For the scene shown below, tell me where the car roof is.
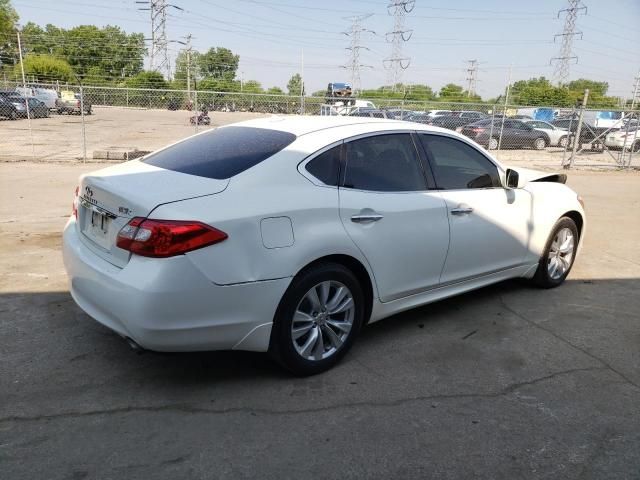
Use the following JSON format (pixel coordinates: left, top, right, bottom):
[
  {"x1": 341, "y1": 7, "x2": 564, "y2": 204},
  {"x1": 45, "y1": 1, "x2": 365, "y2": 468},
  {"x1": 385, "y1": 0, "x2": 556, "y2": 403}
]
[{"x1": 229, "y1": 115, "x2": 473, "y2": 139}]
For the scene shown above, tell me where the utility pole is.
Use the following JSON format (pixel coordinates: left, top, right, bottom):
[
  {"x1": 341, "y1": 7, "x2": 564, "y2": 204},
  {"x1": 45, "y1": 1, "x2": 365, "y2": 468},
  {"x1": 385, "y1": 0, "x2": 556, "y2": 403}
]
[
  {"x1": 300, "y1": 48, "x2": 305, "y2": 114},
  {"x1": 631, "y1": 71, "x2": 640, "y2": 110},
  {"x1": 342, "y1": 13, "x2": 374, "y2": 95},
  {"x1": 383, "y1": 0, "x2": 414, "y2": 92},
  {"x1": 551, "y1": 0, "x2": 586, "y2": 85},
  {"x1": 183, "y1": 34, "x2": 192, "y2": 100},
  {"x1": 136, "y1": 0, "x2": 183, "y2": 79},
  {"x1": 568, "y1": 88, "x2": 589, "y2": 169},
  {"x1": 466, "y1": 60, "x2": 479, "y2": 97},
  {"x1": 16, "y1": 30, "x2": 35, "y2": 160}
]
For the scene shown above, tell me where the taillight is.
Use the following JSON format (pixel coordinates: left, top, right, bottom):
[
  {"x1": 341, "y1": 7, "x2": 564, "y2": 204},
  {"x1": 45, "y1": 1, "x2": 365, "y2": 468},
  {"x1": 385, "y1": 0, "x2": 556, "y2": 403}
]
[
  {"x1": 116, "y1": 217, "x2": 227, "y2": 258},
  {"x1": 72, "y1": 186, "x2": 79, "y2": 219},
  {"x1": 470, "y1": 127, "x2": 486, "y2": 134}
]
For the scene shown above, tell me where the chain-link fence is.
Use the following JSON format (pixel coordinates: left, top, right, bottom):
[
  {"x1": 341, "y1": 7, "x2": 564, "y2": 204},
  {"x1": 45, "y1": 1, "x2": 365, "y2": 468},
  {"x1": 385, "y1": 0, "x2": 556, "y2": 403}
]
[{"x1": 1, "y1": 82, "x2": 638, "y2": 169}]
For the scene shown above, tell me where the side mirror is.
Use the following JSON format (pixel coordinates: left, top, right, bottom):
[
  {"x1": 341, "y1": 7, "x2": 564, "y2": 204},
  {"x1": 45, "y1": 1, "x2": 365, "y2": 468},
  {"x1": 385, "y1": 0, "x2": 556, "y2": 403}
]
[{"x1": 505, "y1": 168, "x2": 520, "y2": 189}]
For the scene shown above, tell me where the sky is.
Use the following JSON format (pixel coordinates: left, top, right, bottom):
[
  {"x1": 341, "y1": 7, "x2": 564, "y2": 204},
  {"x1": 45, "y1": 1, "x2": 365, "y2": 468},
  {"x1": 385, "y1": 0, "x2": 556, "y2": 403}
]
[{"x1": 10, "y1": 0, "x2": 640, "y2": 99}]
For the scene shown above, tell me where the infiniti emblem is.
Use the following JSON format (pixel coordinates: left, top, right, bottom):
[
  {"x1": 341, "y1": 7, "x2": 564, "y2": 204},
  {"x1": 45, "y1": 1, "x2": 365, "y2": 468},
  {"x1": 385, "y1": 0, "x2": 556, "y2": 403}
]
[{"x1": 85, "y1": 186, "x2": 93, "y2": 197}]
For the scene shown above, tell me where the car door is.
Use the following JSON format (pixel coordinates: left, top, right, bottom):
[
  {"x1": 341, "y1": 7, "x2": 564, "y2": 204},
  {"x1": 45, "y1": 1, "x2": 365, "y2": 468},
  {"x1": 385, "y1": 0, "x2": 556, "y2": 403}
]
[
  {"x1": 418, "y1": 133, "x2": 532, "y2": 284},
  {"x1": 338, "y1": 132, "x2": 450, "y2": 302}
]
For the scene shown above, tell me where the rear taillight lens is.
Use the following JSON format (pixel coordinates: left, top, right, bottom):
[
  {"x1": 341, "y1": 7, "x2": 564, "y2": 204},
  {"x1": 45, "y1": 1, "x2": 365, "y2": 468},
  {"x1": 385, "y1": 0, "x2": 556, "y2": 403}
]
[
  {"x1": 470, "y1": 127, "x2": 486, "y2": 134},
  {"x1": 72, "y1": 186, "x2": 79, "y2": 219},
  {"x1": 116, "y1": 217, "x2": 227, "y2": 258}
]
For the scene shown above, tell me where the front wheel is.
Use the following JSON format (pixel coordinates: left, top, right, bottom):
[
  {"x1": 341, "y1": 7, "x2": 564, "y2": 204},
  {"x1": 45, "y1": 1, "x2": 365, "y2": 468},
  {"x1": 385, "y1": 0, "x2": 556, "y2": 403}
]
[
  {"x1": 533, "y1": 217, "x2": 579, "y2": 288},
  {"x1": 488, "y1": 137, "x2": 499, "y2": 150},
  {"x1": 270, "y1": 263, "x2": 364, "y2": 376}
]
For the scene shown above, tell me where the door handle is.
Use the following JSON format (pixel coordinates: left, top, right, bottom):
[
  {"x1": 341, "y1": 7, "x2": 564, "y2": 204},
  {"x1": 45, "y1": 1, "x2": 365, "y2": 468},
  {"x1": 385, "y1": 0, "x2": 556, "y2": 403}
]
[
  {"x1": 450, "y1": 207, "x2": 473, "y2": 215},
  {"x1": 351, "y1": 213, "x2": 384, "y2": 223}
]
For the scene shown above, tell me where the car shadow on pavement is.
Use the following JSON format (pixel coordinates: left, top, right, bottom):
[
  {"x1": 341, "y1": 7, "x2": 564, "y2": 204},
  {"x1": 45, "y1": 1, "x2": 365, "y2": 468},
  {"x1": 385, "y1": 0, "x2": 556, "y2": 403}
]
[{"x1": 2, "y1": 276, "x2": 638, "y2": 388}]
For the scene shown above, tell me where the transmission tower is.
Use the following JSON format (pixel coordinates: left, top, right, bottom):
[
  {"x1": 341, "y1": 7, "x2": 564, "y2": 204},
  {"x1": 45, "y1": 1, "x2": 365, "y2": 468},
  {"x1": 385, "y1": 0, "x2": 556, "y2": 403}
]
[
  {"x1": 551, "y1": 0, "x2": 586, "y2": 85},
  {"x1": 466, "y1": 60, "x2": 478, "y2": 97},
  {"x1": 342, "y1": 14, "x2": 374, "y2": 94},
  {"x1": 136, "y1": 0, "x2": 183, "y2": 79},
  {"x1": 383, "y1": 0, "x2": 414, "y2": 92},
  {"x1": 631, "y1": 71, "x2": 640, "y2": 109}
]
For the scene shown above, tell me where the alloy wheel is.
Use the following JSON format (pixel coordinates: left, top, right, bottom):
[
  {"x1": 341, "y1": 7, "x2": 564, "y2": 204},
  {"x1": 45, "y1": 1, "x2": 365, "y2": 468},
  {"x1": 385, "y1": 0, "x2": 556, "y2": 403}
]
[
  {"x1": 547, "y1": 227, "x2": 575, "y2": 280},
  {"x1": 291, "y1": 281, "x2": 355, "y2": 361}
]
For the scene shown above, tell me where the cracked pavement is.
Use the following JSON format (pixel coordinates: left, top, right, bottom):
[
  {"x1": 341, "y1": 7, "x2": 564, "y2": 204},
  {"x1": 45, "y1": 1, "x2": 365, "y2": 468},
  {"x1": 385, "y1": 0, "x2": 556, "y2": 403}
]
[{"x1": 1, "y1": 163, "x2": 639, "y2": 479}]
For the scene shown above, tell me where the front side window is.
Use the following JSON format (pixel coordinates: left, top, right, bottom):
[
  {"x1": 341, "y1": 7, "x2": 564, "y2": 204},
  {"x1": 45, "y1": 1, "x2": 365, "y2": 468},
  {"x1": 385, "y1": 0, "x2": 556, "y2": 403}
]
[
  {"x1": 420, "y1": 135, "x2": 501, "y2": 190},
  {"x1": 305, "y1": 145, "x2": 341, "y2": 186},
  {"x1": 343, "y1": 134, "x2": 427, "y2": 192}
]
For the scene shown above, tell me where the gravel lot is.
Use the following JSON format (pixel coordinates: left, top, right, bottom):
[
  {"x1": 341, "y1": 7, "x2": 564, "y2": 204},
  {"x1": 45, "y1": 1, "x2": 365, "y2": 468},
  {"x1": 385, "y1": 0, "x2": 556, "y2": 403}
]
[
  {"x1": 0, "y1": 107, "x2": 634, "y2": 168},
  {"x1": 1, "y1": 163, "x2": 639, "y2": 479}
]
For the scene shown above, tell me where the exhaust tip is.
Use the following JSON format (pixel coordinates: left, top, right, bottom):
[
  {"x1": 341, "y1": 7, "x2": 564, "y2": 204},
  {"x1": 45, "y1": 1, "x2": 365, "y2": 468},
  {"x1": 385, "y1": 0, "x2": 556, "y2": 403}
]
[{"x1": 125, "y1": 337, "x2": 146, "y2": 354}]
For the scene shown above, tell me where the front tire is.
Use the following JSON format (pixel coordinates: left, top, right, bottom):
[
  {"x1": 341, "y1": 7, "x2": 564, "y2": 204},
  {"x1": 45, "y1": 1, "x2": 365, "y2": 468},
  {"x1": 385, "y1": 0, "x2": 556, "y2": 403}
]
[
  {"x1": 533, "y1": 217, "x2": 578, "y2": 288},
  {"x1": 269, "y1": 263, "x2": 365, "y2": 376},
  {"x1": 488, "y1": 137, "x2": 499, "y2": 150}
]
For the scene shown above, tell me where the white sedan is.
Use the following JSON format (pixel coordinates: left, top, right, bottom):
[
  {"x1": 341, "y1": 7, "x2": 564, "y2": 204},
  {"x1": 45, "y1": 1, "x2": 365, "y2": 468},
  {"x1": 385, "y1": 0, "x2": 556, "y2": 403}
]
[
  {"x1": 605, "y1": 128, "x2": 640, "y2": 151},
  {"x1": 63, "y1": 117, "x2": 586, "y2": 375},
  {"x1": 524, "y1": 120, "x2": 571, "y2": 147}
]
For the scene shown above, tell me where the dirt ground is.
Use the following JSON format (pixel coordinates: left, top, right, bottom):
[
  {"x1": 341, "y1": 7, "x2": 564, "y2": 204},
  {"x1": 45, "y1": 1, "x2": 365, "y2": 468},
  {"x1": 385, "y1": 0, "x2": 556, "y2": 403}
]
[
  {"x1": 1, "y1": 163, "x2": 639, "y2": 479},
  {"x1": 0, "y1": 107, "x2": 635, "y2": 168}
]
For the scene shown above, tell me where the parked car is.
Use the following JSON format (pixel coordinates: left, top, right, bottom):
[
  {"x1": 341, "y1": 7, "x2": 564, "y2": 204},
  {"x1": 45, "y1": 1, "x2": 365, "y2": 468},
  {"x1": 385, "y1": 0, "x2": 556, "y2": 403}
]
[
  {"x1": 524, "y1": 120, "x2": 570, "y2": 148},
  {"x1": 10, "y1": 97, "x2": 49, "y2": 118},
  {"x1": 15, "y1": 86, "x2": 59, "y2": 109},
  {"x1": 604, "y1": 128, "x2": 640, "y2": 152},
  {"x1": 381, "y1": 108, "x2": 413, "y2": 120},
  {"x1": 551, "y1": 119, "x2": 609, "y2": 147},
  {"x1": 56, "y1": 91, "x2": 92, "y2": 115},
  {"x1": 0, "y1": 96, "x2": 19, "y2": 120},
  {"x1": 349, "y1": 108, "x2": 390, "y2": 118},
  {"x1": 460, "y1": 119, "x2": 550, "y2": 150},
  {"x1": 430, "y1": 111, "x2": 489, "y2": 130},
  {"x1": 63, "y1": 116, "x2": 585, "y2": 375},
  {"x1": 406, "y1": 113, "x2": 431, "y2": 124}
]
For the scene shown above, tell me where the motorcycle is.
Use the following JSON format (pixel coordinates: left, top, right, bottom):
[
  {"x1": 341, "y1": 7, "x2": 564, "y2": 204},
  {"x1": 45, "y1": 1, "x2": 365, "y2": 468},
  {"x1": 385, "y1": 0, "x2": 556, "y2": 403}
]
[{"x1": 189, "y1": 110, "x2": 210, "y2": 125}]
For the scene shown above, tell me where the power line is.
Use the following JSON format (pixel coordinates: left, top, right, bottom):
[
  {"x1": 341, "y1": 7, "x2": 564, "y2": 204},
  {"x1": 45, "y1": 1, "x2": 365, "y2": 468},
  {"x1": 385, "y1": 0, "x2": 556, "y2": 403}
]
[
  {"x1": 383, "y1": 0, "x2": 414, "y2": 91},
  {"x1": 341, "y1": 14, "x2": 374, "y2": 94},
  {"x1": 551, "y1": 0, "x2": 587, "y2": 85}
]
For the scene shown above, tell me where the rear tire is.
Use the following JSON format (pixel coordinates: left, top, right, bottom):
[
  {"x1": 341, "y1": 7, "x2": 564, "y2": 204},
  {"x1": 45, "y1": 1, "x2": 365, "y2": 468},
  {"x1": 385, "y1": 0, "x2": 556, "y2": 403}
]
[
  {"x1": 488, "y1": 137, "x2": 499, "y2": 150},
  {"x1": 532, "y1": 217, "x2": 578, "y2": 288},
  {"x1": 558, "y1": 135, "x2": 568, "y2": 148},
  {"x1": 269, "y1": 263, "x2": 364, "y2": 376},
  {"x1": 9, "y1": 110, "x2": 17, "y2": 120},
  {"x1": 533, "y1": 137, "x2": 547, "y2": 150}
]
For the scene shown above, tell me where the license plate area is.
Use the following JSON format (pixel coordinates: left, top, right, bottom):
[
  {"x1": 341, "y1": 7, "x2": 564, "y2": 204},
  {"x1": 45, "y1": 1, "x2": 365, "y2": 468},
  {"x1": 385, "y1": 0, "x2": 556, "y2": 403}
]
[{"x1": 80, "y1": 202, "x2": 114, "y2": 250}]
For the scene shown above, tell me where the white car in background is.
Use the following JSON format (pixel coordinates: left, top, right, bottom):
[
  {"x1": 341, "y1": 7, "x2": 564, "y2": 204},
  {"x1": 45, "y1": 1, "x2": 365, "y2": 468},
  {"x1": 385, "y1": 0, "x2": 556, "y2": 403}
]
[
  {"x1": 63, "y1": 117, "x2": 586, "y2": 375},
  {"x1": 524, "y1": 120, "x2": 571, "y2": 148},
  {"x1": 605, "y1": 127, "x2": 640, "y2": 151}
]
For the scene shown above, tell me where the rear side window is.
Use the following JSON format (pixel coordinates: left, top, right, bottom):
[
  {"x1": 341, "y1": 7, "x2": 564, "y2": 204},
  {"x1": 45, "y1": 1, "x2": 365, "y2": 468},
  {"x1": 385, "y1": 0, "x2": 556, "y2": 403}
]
[
  {"x1": 144, "y1": 126, "x2": 296, "y2": 179},
  {"x1": 343, "y1": 134, "x2": 427, "y2": 192},
  {"x1": 305, "y1": 145, "x2": 341, "y2": 186}
]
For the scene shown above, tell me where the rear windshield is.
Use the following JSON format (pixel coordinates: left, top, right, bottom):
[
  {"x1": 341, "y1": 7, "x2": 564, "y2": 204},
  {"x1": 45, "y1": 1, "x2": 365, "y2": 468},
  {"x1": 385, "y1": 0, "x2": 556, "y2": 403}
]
[{"x1": 143, "y1": 126, "x2": 296, "y2": 179}]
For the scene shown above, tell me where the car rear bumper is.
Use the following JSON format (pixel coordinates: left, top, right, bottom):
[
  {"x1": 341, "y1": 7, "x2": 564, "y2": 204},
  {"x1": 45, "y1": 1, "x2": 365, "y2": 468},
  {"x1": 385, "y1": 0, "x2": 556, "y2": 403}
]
[{"x1": 62, "y1": 218, "x2": 290, "y2": 352}]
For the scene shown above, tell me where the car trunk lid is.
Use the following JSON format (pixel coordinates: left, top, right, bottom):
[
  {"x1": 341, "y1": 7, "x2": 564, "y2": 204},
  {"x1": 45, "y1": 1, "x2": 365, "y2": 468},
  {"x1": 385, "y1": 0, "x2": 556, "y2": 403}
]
[{"x1": 77, "y1": 160, "x2": 229, "y2": 268}]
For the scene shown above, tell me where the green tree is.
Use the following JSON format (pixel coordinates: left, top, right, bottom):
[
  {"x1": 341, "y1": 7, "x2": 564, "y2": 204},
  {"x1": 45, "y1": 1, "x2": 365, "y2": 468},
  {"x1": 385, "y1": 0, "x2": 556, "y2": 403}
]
[
  {"x1": 266, "y1": 86, "x2": 284, "y2": 95},
  {"x1": 566, "y1": 79, "x2": 609, "y2": 97},
  {"x1": 405, "y1": 84, "x2": 435, "y2": 101},
  {"x1": 124, "y1": 71, "x2": 168, "y2": 89},
  {"x1": 242, "y1": 79, "x2": 263, "y2": 93},
  {"x1": 439, "y1": 83, "x2": 465, "y2": 99},
  {"x1": 14, "y1": 54, "x2": 74, "y2": 82},
  {"x1": 18, "y1": 22, "x2": 145, "y2": 81},
  {"x1": 287, "y1": 73, "x2": 304, "y2": 96},
  {"x1": 0, "y1": 0, "x2": 18, "y2": 68},
  {"x1": 198, "y1": 47, "x2": 239, "y2": 80},
  {"x1": 198, "y1": 77, "x2": 240, "y2": 92},
  {"x1": 173, "y1": 49, "x2": 201, "y2": 88}
]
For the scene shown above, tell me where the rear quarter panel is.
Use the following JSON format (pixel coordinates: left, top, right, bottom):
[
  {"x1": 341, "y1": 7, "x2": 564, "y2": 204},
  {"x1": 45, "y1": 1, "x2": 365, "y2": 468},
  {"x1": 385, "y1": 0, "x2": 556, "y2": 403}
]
[{"x1": 149, "y1": 131, "x2": 376, "y2": 288}]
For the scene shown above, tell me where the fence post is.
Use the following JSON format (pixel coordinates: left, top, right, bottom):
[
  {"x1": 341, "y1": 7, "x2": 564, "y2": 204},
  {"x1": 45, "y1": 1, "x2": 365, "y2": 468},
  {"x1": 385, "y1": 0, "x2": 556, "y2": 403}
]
[
  {"x1": 568, "y1": 89, "x2": 589, "y2": 169},
  {"x1": 194, "y1": 90, "x2": 199, "y2": 133},
  {"x1": 79, "y1": 84, "x2": 87, "y2": 162}
]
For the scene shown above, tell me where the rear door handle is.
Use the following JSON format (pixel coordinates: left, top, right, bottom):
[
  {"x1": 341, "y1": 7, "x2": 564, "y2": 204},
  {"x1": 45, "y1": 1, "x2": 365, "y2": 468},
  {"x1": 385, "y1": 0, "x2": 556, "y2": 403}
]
[
  {"x1": 351, "y1": 213, "x2": 384, "y2": 223},
  {"x1": 450, "y1": 207, "x2": 473, "y2": 215}
]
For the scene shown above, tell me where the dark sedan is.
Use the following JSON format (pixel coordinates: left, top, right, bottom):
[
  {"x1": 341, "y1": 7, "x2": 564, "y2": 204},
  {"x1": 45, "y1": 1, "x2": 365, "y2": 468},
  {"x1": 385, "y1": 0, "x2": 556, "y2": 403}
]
[
  {"x1": 460, "y1": 119, "x2": 550, "y2": 150},
  {"x1": 431, "y1": 111, "x2": 489, "y2": 130},
  {"x1": 0, "y1": 97, "x2": 19, "y2": 120}
]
